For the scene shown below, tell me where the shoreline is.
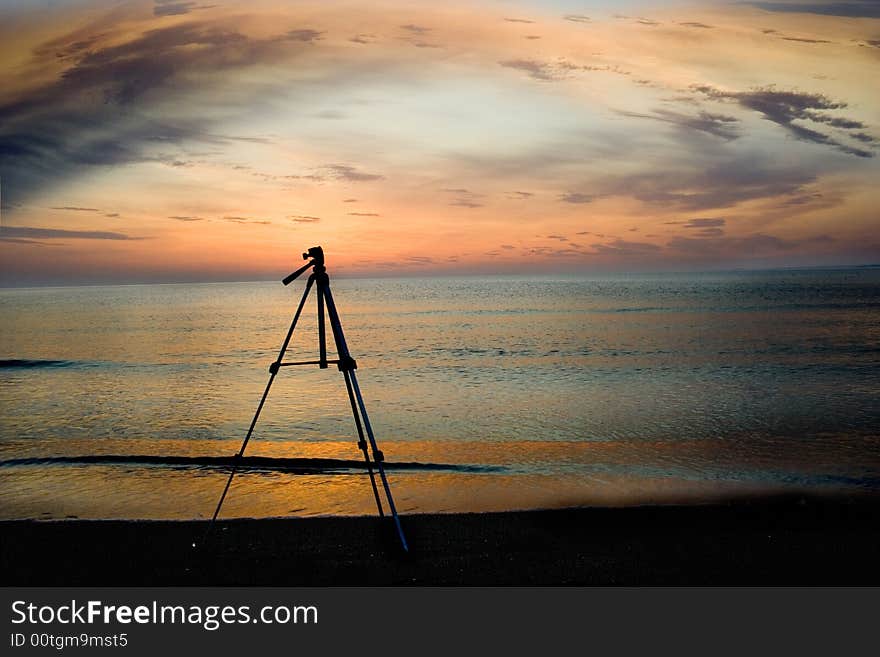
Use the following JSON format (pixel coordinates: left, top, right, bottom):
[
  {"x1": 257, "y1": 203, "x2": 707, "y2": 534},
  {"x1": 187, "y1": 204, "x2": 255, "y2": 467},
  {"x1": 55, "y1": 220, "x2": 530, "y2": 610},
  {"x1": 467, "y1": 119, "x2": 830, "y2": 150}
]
[{"x1": 3, "y1": 494, "x2": 879, "y2": 585}]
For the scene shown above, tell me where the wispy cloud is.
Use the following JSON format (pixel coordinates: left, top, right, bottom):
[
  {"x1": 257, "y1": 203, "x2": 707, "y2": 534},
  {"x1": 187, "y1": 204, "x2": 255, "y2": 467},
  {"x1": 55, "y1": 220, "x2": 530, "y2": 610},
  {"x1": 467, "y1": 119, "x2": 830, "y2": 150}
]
[
  {"x1": 1, "y1": 226, "x2": 143, "y2": 240},
  {"x1": 324, "y1": 164, "x2": 384, "y2": 182},
  {"x1": 693, "y1": 85, "x2": 876, "y2": 157},
  {"x1": 559, "y1": 193, "x2": 594, "y2": 204},
  {"x1": 222, "y1": 216, "x2": 271, "y2": 224}
]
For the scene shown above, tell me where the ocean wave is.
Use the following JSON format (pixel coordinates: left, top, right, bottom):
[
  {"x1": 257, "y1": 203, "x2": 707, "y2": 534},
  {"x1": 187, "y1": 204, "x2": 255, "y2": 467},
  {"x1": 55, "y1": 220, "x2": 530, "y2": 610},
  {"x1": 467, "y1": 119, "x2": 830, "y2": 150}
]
[
  {"x1": 0, "y1": 359, "x2": 75, "y2": 369},
  {"x1": 0, "y1": 454, "x2": 504, "y2": 474}
]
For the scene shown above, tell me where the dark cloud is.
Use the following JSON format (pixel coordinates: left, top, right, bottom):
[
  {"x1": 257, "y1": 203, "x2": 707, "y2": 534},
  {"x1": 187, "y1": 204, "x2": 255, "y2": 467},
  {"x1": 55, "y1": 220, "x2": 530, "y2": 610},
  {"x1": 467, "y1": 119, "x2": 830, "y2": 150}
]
[
  {"x1": 781, "y1": 36, "x2": 832, "y2": 43},
  {"x1": 679, "y1": 22, "x2": 714, "y2": 28},
  {"x1": 747, "y1": 2, "x2": 880, "y2": 18},
  {"x1": 524, "y1": 35, "x2": 541, "y2": 40},
  {"x1": 222, "y1": 216, "x2": 271, "y2": 224},
  {"x1": 290, "y1": 215, "x2": 320, "y2": 223},
  {"x1": 405, "y1": 255, "x2": 434, "y2": 264},
  {"x1": 604, "y1": 160, "x2": 818, "y2": 211},
  {"x1": 451, "y1": 199, "x2": 482, "y2": 208},
  {"x1": 683, "y1": 217, "x2": 726, "y2": 228},
  {"x1": 284, "y1": 29, "x2": 323, "y2": 43},
  {"x1": 693, "y1": 85, "x2": 875, "y2": 157},
  {"x1": 348, "y1": 212, "x2": 380, "y2": 216},
  {"x1": 504, "y1": 18, "x2": 536, "y2": 24},
  {"x1": 547, "y1": 235, "x2": 568, "y2": 241},
  {"x1": 636, "y1": 18, "x2": 661, "y2": 26},
  {"x1": 0, "y1": 20, "x2": 325, "y2": 207},
  {"x1": 619, "y1": 108, "x2": 739, "y2": 140},
  {"x1": 500, "y1": 244, "x2": 515, "y2": 249},
  {"x1": 441, "y1": 188, "x2": 482, "y2": 208},
  {"x1": 0, "y1": 226, "x2": 142, "y2": 240},
  {"x1": 498, "y1": 59, "x2": 556, "y2": 80},
  {"x1": 400, "y1": 24, "x2": 431, "y2": 34},
  {"x1": 343, "y1": 198, "x2": 358, "y2": 203},
  {"x1": 563, "y1": 15, "x2": 591, "y2": 23},
  {"x1": 559, "y1": 192, "x2": 594, "y2": 204},
  {"x1": 153, "y1": 2, "x2": 209, "y2": 17},
  {"x1": 349, "y1": 34, "x2": 374, "y2": 44},
  {"x1": 324, "y1": 164, "x2": 384, "y2": 182},
  {"x1": 508, "y1": 191, "x2": 534, "y2": 199},
  {"x1": 413, "y1": 41, "x2": 442, "y2": 49},
  {"x1": 169, "y1": 215, "x2": 205, "y2": 221},
  {"x1": 50, "y1": 206, "x2": 101, "y2": 212}
]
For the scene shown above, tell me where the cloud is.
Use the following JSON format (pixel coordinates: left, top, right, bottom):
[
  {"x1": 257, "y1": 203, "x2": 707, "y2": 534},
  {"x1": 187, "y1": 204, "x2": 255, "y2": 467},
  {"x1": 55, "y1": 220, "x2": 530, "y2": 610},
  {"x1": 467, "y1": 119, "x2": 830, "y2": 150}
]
[
  {"x1": 604, "y1": 160, "x2": 818, "y2": 210},
  {"x1": 349, "y1": 34, "x2": 374, "y2": 44},
  {"x1": 504, "y1": 18, "x2": 535, "y2": 24},
  {"x1": 153, "y1": 2, "x2": 211, "y2": 17},
  {"x1": 283, "y1": 29, "x2": 323, "y2": 43},
  {"x1": 667, "y1": 232, "x2": 797, "y2": 254},
  {"x1": 343, "y1": 198, "x2": 358, "y2": 203},
  {"x1": 508, "y1": 191, "x2": 533, "y2": 199},
  {"x1": 324, "y1": 164, "x2": 384, "y2": 181},
  {"x1": 499, "y1": 58, "x2": 633, "y2": 82},
  {"x1": 679, "y1": 22, "x2": 714, "y2": 28},
  {"x1": 0, "y1": 226, "x2": 142, "y2": 240},
  {"x1": 563, "y1": 15, "x2": 591, "y2": 23},
  {"x1": 747, "y1": 2, "x2": 880, "y2": 18},
  {"x1": 619, "y1": 108, "x2": 739, "y2": 140},
  {"x1": 290, "y1": 215, "x2": 320, "y2": 223},
  {"x1": 50, "y1": 206, "x2": 101, "y2": 212},
  {"x1": 348, "y1": 212, "x2": 380, "y2": 216},
  {"x1": 169, "y1": 215, "x2": 205, "y2": 221},
  {"x1": 498, "y1": 59, "x2": 556, "y2": 81},
  {"x1": 400, "y1": 24, "x2": 431, "y2": 33},
  {"x1": 559, "y1": 192, "x2": 594, "y2": 204},
  {"x1": 442, "y1": 188, "x2": 483, "y2": 208},
  {"x1": 683, "y1": 217, "x2": 726, "y2": 228},
  {"x1": 592, "y1": 239, "x2": 661, "y2": 255},
  {"x1": 222, "y1": 216, "x2": 271, "y2": 224},
  {"x1": 781, "y1": 36, "x2": 832, "y2": 43},
  {"x1": 636, "y1": 18, "x2": 661, "y2": 26},
  {"x1": 0, "y1": 19, "x2": 329, "y2": 207},
  {"x1": 693, "y1": 85, "x2": 875, "y2": 157},
  {"x1": 547, "y1": 235, "x2": 568, "y2": 241}
]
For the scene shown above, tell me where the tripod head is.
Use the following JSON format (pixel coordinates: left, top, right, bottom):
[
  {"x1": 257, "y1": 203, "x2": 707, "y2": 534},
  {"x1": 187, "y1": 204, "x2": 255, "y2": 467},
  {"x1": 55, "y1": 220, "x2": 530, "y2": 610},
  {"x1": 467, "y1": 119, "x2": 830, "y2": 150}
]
[{"x1": 282, "y1": 245, "x2": 325, "y2": 285}]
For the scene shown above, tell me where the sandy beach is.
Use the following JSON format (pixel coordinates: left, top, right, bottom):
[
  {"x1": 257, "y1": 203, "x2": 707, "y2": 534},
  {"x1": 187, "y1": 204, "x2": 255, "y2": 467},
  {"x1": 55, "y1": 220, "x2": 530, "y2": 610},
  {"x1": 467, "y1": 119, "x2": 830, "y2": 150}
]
[{"x1": 3, "y1": 495, "x2": 878, "y2": 586}]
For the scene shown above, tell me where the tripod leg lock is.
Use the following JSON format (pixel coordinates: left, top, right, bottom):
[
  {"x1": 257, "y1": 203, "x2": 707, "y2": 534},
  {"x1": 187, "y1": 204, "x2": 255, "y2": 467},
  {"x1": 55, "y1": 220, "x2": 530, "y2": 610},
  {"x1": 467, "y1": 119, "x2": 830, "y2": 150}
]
[
  {"x1": 269, "y1": 361, "x2": 280, "y2": 374},
  {"x1": 337, "y1": 356, "x2": 358, "y2": 371},
  {"x1": 374, "y1": 449, "x2": 384, "y2": 462},
  {"x1": 358, "y1": 440, "x2": 367, "y2": 451}
]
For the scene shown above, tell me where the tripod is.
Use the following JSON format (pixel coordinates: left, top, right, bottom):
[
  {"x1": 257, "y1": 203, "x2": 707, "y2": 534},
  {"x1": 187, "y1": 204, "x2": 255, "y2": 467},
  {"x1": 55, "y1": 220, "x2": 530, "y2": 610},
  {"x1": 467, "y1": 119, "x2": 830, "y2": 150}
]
[{"x1": 210, "y1": 246, "x2": 408, "y2": 551}]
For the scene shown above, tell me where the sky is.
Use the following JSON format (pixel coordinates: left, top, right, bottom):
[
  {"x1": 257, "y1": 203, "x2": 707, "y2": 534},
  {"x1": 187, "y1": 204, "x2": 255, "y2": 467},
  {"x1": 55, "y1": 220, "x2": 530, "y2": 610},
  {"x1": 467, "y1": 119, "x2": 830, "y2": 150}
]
[{"x1": 0, "y1": 0, "x2": 878, "y2": 284}]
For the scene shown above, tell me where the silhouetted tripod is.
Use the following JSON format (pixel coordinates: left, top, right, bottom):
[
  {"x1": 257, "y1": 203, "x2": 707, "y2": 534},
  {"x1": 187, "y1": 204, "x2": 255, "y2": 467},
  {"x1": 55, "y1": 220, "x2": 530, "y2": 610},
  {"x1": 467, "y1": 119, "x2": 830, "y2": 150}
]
[{"x1": 210, "y1": 246, "x2": 408, "y2": 551}]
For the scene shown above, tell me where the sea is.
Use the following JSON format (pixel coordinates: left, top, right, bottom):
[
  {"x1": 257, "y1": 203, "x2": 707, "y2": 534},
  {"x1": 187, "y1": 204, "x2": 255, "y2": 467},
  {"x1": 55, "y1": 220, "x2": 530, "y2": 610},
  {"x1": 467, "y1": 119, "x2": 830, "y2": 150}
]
[{"x1": 1, "y1": 269, "x2": 879, "y2": 520}]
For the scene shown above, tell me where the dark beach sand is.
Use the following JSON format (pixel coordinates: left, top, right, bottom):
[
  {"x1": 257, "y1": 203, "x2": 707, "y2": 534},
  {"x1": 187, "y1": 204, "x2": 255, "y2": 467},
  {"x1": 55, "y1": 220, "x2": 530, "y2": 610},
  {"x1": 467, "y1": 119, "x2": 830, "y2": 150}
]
[{"x1": 3, "y1": 495, "x2": 879, "y2": 585}]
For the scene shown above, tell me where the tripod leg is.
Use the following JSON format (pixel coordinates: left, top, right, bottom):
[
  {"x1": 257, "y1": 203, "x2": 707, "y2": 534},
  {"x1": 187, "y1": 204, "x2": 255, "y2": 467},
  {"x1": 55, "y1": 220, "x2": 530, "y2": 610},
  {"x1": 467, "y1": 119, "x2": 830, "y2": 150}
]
[
  {"x1": 342, "y1": 368, "x2": 385, "y2": 517},
  {"x1": 210, "y1": 275, "x2": 315, "y2": 524},
  {"x1": 322, "y1": 284, "x2": 409, "y2": 552}
]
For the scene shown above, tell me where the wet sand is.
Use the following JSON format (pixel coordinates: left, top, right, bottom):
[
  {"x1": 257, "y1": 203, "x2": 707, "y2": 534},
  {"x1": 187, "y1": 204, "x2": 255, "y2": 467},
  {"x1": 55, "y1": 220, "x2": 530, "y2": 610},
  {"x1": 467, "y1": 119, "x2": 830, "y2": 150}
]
[{"x1": 3, "y1": 495, "x2": 879, "y2": 585}]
